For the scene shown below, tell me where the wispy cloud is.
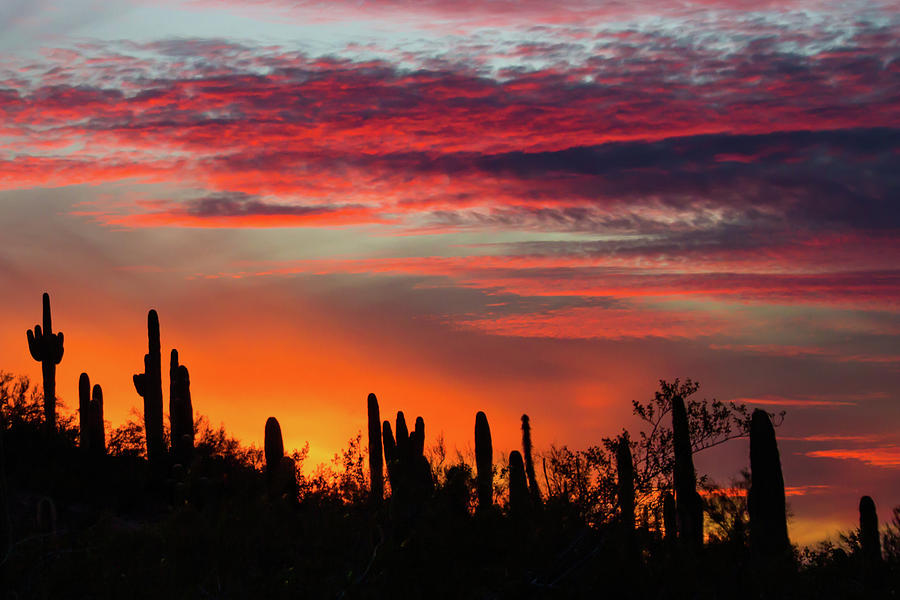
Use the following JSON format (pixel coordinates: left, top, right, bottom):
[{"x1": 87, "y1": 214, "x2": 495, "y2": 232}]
[{"x1": 806, "y1": 446, "x2": 900, "y2": 468}]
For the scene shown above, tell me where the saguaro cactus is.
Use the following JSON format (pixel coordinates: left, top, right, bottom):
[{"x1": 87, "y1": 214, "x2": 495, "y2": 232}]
[
  {"x1": 264, "y1": 417, "x2": 296, "y2": 501},
  {"x1": 521, "y1": 414, "x2": 541, "y2": 503},
  {"x1": 170, "y1": 354, "x2": 194, "y2": 465},
  {"x1": 382, "y1": 420, "x2": 397, "y2": 486},
  {"x1": 169, "y1": 350, "x2": 179, "y2": 443},
  {"x1": 748, "y1": 409, "x2": 789, "y2": 556},
  {"x1": 382, "y1": 411, "x2": 431, "y2": 528},
  {"x1": 859, "y1": 495, "x2": 881, "y2": 565},
  {"x1": 382, "y1": 411, "x2": 431, "y2": 497},
  {"x1": 26, "y1": 293, "x2": 64, "y2": 431},
  {"x1": 475, "y1": 411, "x2": 493, "y2": 511},
  {"x1": 367, "y1": 394, "x2": 384, "y2": 505},
  {"x1": 413, "y1": 416, "x2": 425, "y2": 459},
  {"x1": 79, "y1": 373, "x2": 91, "y2": 447},
  {"x1": 78, "y1": 373, "x2": 105, "y2": 454},
  {"x1": 508, "y1": 450, "x2": 529, "y2": 516},
  {"x1": 133, "y1": 310, "x2": 164, "y2": 462},
  {"x1": 616, "y1": 433, "x2": 635, "y2": 531},
  {"x1": 91, "y1": 384, "x2": 105, "y2": 454},
  {"x1": 265, "y1": 417, "x2": 285, "y2": 473},
  {"x1": 672, "y1": 392, "x2": 703, "y2": 547}
]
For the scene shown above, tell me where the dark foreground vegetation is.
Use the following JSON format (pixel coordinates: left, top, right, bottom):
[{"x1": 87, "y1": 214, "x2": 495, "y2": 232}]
[{"x1": 1, "y1": 294, "x2": 898, "y2": 598}]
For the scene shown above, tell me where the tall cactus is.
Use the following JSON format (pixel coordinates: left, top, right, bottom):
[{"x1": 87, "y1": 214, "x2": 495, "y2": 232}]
[
  {"x1": 521, "y1": 414, "x2": 541, "y2": 504},
  {"x1": 413, "y1": 416, "x2": 425, "y2": 459},
  {"x1": 616, "y1": 433, "x2": 635, "y2": 531},
  {"x1": 508, "y1": 450, "x2": 529, "y2": 516},
  {"x1": 26, "y1": 293, "x2": 64, "y2": 432},
  {"x1": 859, "y1": 495, "x2": 881, "y2": 565},
  {"x1": 672, "y1": 392, "x2": 702, "y2": 547},
  {"x1": 79, "y1": 373, "x2": 91, "y2": 448},
  {"x1": 265, "y1": 417, "x2": 285, "y2": 473},
  {"x1": 169, "y1": 349, "x2": 179, "y2": 445},
  {"x1": 170, "y1": 353, "x2": 194, "y2": 465},
  {"x1": 264, "y1": 417, "x2": 296, "y2": 501},
  {"x1": 133, "y1": 310, "x2": 164, "y2": 462},
  {"x1": 367, "y1": 394, "x2": 384, "y2": 505},
  {"x1": 475, "y1": 411, "x2": 493, "y2": 512},
  {"x1": 382, "y1": 420, "x2": 397, "y2": 486},
  {"x1": 91, "y1": 384, "x2": 105, "y2": 455},
  {"x1": 78, "y1": 373, "x2": 105, "y2": 454},
  {"x1": 748, "y1": 409, "x2": 789, "y2": 556}
]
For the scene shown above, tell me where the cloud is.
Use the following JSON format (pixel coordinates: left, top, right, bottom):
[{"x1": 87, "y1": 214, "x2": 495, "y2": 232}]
[
  {"x1": 95, "y1": 192, "x2": 392, "y2": 227},
  {"x1": 806, "y1": 446, "x2": 900, "y2": 468}
]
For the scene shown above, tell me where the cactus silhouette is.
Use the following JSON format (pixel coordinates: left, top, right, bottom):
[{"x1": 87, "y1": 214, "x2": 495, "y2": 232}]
[
  {"x1": 395, "y1": 411, "x2": 409, "y2": 458},
  {"x1": 382, "y1": 410, "x2": 431, "y2": 529},
  {"x1": 616, "y1": 433, "x2": 635, "y2": 531},
  {"x1": 26, "y1": 293, "x2": 64, "y2": 432},
  {"x1": 382, "y1": 411, "x2": 431, "y2": 500},
  {"x1": 382, "y1": 420, "x2": 397, "y2": 486},
  {"x1": 748, "y1": 409, "x2": 789, "y2": 556},
  {"x1": 663, "y1": 491, "x2": 677, "y2": 542},
  {"x1": 169, "y1": 349, "x2": 178, "y2": 434},
  {"x1": 521, "y1": 414, "x2": 541, "y2": 504},
  {"x1": 413, "y1": 416, "x2": 425, "y2": 459},
  {"x1": 671, "y1": 391, "x2": 703, "y2": 547},
  {"x1": 169, "y1": 350, "x2": 194, "y2": 465},
  {"x1": 91, "y1": 384, "x2": 105, "y2": 454},
  {"x1": 78, "y1": 373, "x2": 106, "y2": 454},
  {"x1": 265, "y1": 417, "x2": 285, "y2": 472},
  {"x1": 264, "y1": 417, "x2": 296, "y2": 501},
  {"x1": 859, "y1": 495, "x2": 881, "y2": 565},
  {"x1": 79, "y1": 373, "x2": 91, "y2": 447},
  {"x1": 367, "y1": 393, "x2": 384, "y2": 506},
  {"x1": 507, "y1": 450, "x2": 529, "y2": 516},
  {"x1": 475, "y1": 411, "x2": 493, "y2": 512},
  {"x1": 133, "y1": 310, "x2": 165, "y2": 462}
]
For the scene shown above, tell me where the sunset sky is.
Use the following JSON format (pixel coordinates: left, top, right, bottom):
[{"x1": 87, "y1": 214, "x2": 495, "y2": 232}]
[{"x1": 1, "y1": 0, "x2": 898, "y2": 545}]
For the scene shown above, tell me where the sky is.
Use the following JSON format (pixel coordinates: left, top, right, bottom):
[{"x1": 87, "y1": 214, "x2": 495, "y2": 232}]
[{"x1": 0, "y1": 0, "x2": 898, "y2": 545}]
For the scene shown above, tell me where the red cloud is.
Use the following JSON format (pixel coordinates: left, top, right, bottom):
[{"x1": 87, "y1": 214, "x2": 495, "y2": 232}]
[{"x1": 806, "y1": 446, "x2": 900, "y2": 468}]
